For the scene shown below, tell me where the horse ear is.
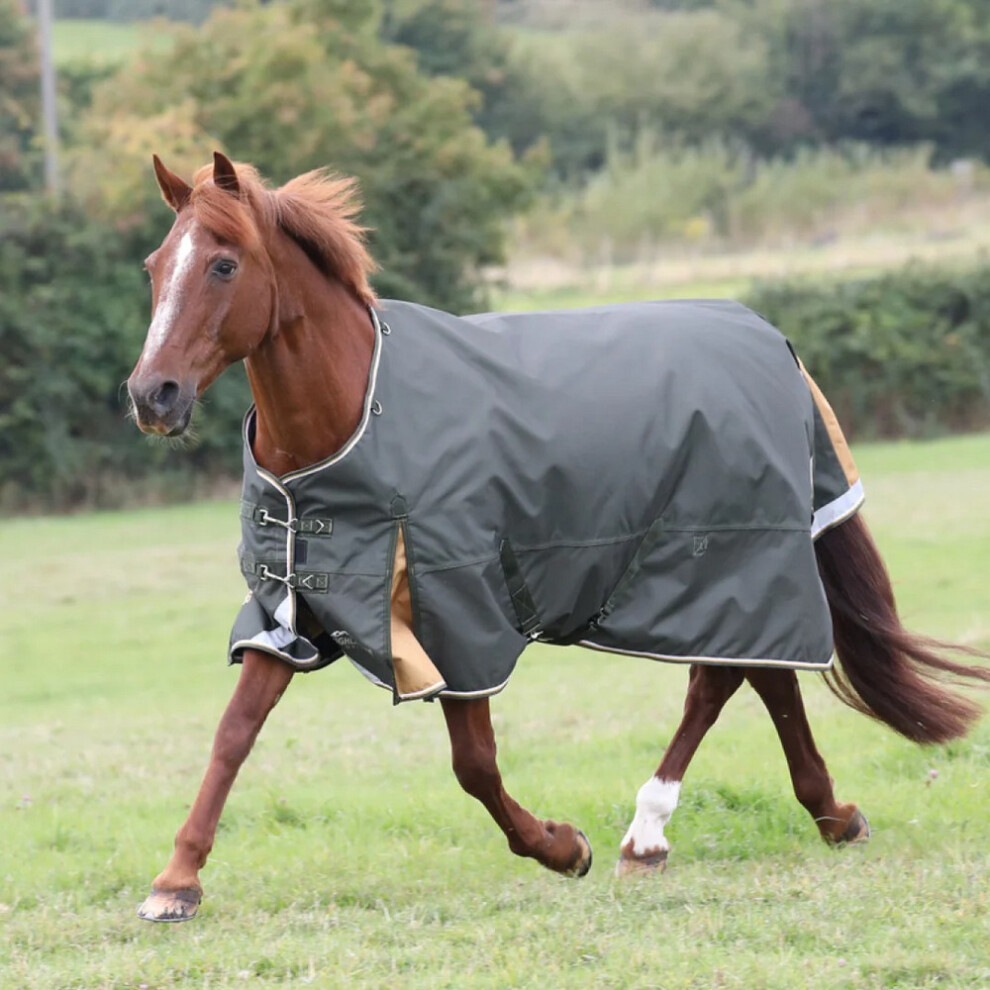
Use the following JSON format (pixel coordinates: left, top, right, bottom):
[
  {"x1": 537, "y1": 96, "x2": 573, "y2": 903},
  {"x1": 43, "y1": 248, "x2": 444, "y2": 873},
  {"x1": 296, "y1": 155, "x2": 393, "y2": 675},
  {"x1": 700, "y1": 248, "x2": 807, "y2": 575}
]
[
  {"x1": 152, "y1": 154, "x2": 192, "y2": 212},
  {"x1": 212, "y1": 151, "x2": 240, "y2": 197}
]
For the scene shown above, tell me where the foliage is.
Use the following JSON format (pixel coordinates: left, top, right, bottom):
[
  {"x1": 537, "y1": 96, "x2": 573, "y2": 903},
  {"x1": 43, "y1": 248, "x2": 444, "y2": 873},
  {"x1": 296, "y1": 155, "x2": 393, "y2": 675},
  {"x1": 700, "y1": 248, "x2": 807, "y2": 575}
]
[
  {"x1": 748, "y1": 0, "x2": 990, "y2": 161},
  {"x1": 0, "y1": 0, "x2": 41, "y2": 192},
  {"x1": 748, "y1": 264, "x2": 990, "y2": 439},
  {"x1": 478, "y1": 0, "x2": 990, "y2": 177},
  {"x1": 0, "y1": 197, "x2": 249, "y2": 510},
  {"x1": 516, "y1": 142, "x2": 990, "y2": 261},
  {"x1": 379, "y1": 0, "x2": 553, "y2": 178},
  {"x1": 68, "y1": 0, "x2": 532, "y2": 311},
  {"x1": 49, "y1": 0, "x2": 225, "y2": 21}
]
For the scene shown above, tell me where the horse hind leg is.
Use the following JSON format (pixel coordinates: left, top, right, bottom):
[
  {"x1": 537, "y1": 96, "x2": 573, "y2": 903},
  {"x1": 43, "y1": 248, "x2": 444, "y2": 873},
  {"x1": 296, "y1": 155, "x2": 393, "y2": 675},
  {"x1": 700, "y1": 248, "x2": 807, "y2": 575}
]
[
  {"x1": 617, "y1": 664, "x2": 744, "y2": 876},
  {"x1": 441, "y1": 697, "x2": 593, "y2": 876},
  {"x1": 745, "y1": 668, "x2": 870, "y2": 845}
]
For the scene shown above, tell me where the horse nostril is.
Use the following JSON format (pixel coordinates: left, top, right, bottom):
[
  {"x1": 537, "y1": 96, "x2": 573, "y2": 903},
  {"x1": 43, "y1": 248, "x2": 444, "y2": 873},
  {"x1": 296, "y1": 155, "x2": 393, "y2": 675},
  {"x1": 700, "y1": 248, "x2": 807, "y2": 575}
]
[{"x1": 150, "y1": 380, "x2": 181, "y2": 416}]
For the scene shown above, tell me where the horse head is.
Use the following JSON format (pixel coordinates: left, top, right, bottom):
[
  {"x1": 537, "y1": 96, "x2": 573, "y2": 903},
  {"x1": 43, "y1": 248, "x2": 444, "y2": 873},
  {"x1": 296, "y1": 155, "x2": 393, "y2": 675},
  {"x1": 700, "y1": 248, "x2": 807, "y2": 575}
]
[{"x1": 127, "y1": 152, "x2": 276, "y2": 436}]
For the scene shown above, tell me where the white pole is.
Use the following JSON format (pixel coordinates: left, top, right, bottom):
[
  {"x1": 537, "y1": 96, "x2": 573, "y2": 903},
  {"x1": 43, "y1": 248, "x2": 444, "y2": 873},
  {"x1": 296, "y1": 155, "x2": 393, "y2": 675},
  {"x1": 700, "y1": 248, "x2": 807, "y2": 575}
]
[{"x1": 37, "y1": 0, "x2": 60, "y2": 197}]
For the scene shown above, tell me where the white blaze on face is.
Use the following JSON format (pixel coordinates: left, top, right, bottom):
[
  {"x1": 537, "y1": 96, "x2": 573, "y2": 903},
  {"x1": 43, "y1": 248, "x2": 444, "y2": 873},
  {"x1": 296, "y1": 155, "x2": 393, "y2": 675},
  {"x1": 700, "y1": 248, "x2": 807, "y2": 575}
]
[
  {"x1": 143, "y1": 225, "x2": 201, "y2": 362},
  {"x1": 620, "y1": 776, "x2": 681, "y2": 858}
]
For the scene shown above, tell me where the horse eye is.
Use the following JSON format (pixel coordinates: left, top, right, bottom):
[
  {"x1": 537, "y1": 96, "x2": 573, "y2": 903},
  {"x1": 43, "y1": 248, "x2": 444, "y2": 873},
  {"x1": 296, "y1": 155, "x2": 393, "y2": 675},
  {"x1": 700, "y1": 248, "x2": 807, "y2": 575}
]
[{"x1": 212, "y1": 259, "x2": 238, "y2": 279}]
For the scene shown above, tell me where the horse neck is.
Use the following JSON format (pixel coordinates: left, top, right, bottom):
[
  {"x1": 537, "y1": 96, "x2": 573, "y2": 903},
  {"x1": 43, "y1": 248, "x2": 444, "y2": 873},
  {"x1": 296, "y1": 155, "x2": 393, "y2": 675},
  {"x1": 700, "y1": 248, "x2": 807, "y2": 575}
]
[{"x1": 244, "y1": 234, "x2": 374, "y2": 478}]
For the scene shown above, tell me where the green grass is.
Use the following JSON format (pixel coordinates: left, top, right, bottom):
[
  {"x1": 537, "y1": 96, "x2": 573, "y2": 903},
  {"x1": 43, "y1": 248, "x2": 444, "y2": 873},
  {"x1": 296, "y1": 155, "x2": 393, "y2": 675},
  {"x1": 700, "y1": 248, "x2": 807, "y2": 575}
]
[
  {"x1": 52, "y1": 19, "x2": 173, "y2": 68},
  {"x1": 2, "y1": 436, "x2": 989, "y2": 987}
]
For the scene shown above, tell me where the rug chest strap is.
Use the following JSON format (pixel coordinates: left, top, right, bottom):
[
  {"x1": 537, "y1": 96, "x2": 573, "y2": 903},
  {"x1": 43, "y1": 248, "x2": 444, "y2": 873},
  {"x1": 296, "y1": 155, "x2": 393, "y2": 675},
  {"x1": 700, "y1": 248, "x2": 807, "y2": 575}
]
[
  {"x1": 240, "y1": 555, "x2": 330, "y2": 592},
  {"x1": 240, "y1": 501, "x2": 333, "y2": 536}
]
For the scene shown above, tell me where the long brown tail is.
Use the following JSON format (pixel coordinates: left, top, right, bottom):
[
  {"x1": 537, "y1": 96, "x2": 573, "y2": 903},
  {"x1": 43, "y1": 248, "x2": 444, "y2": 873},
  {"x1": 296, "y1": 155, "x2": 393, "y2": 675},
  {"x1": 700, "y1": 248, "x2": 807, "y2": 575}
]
[{"x1": 815, "y1": 513, "x2": 989, "y2": 744}]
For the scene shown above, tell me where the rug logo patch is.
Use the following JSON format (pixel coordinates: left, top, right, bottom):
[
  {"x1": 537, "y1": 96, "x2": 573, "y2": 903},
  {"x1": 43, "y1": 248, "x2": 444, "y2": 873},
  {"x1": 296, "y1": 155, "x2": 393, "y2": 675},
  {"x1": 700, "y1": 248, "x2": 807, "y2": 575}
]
[
  {"x1": 331, "y1": 629, "x2": 358, "y2": 650},
  {"x1": 692, "y1": 534, "x2": 709, "y2": 557}
]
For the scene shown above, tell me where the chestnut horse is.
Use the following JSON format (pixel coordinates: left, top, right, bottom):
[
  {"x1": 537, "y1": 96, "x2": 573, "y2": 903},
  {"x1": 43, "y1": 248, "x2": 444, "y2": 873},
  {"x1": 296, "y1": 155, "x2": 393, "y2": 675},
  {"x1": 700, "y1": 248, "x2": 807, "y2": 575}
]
[{"x1": 128, "y1": 153, "x2": 988, "y2": 923}]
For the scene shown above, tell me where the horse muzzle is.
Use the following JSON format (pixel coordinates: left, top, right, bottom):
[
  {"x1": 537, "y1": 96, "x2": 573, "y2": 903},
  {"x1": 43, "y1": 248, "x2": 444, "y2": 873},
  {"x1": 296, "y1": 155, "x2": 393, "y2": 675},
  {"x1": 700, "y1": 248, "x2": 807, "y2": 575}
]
[{"x1": 128, "y1": 373, "x2": 195, "y2": 436}]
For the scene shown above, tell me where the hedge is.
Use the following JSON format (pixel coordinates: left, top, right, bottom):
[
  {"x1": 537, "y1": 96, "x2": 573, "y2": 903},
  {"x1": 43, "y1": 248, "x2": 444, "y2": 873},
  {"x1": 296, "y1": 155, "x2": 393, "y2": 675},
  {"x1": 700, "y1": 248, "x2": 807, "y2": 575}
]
[{"x1": 746, "y1": 264, "x2": 990, "y2": 439}]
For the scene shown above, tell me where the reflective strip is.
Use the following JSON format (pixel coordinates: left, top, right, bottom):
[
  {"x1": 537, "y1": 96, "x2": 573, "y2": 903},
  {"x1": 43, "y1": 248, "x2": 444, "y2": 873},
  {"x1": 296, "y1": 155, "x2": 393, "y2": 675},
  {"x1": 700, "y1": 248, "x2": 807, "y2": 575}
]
[
  {"x1": 811, "y1": 478, "x2": 865, "y2": 540},
  {"x1": 576, "y1": 639, "x2": 835, "y2": 671}
]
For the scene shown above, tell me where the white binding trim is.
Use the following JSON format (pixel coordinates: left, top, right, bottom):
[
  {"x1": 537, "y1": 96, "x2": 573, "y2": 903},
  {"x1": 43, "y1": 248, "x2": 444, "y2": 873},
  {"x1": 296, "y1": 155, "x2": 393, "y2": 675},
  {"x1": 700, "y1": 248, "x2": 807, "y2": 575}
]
[
  {"x1": 576, "y1": 639, "x2": 834, "y2": 671},
  {"x1": 229, "y1": 638, "x2": 324, "y2": 670},
  {"x1": 811, "y1": 478, "x2": 865, "y2": 540},
  {"x1": 344, "y1": 661, "x2": 447, "y2": 700},
  {"x1": 250, "y1": 463, "x2": 299, "y2": 640},
  {"x1": 397, "y1": 679, "x2": 448, "y2": 701},
  {"x1": 247, "y1": 309, "x2": 385, "y2": 484},
  {"x1": 438, "y1": 674, "x2": 513, "y2": 699},
  {"x1": 348, "y1": 658, "x2": 392, "y2": 690}
]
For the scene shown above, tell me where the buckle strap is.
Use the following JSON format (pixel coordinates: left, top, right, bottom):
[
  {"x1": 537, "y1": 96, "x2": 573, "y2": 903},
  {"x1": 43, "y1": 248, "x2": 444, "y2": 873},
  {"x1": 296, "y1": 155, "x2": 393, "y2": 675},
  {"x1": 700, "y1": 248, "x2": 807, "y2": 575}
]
[
  {"x1": 240, "y1": 501, "x2": 333, "y2": 537},
  {"x1": 241, "y1": 557, "x2": 330, "y2": 593}
]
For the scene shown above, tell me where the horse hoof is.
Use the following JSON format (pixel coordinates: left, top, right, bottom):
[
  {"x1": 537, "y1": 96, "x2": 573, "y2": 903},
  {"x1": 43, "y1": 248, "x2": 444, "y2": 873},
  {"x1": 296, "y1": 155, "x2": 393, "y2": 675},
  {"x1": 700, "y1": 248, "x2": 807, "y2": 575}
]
[
  {"x1": 137, "y1": 887, "x2": 202, "y2": 923},
  {"x1": 836, "y1": 809, "x2": 871, "y2": 845},
  {"x1": 615, "y1": 848, "x2": 667, "y2": 877},
  {"x1": 566, "y1": 829, "x2": 593, "y2": 877}
]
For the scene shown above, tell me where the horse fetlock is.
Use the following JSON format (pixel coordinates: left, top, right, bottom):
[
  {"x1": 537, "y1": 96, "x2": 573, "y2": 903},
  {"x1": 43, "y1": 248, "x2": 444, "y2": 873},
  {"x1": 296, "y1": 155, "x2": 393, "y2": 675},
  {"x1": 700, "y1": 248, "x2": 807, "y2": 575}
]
[
  {"x1": 174, "y1": 819, "x2": 214, "y2": 857},
  {"x1": 152, "y1": 861, "x2": 203, "y2": 894}
]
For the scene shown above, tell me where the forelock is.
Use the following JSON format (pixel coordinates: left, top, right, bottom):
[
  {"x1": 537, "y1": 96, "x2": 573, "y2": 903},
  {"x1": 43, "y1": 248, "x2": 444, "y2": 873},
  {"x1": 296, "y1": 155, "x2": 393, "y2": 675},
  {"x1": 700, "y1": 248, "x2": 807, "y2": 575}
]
[{"x1": 189, "y1": 163, "x2": 269, "y2": 253}]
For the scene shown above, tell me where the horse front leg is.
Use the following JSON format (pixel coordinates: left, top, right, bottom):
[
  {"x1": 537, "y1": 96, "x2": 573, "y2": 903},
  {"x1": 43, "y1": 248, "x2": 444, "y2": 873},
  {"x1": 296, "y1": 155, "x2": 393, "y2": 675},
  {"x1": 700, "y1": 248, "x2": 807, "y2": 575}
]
[
  {"x1": 440, "y1": 697, "x2": 592, "y2": 876},
  {"x1": 617, "y1": 665, "x2": 744, "y2": 876},
  {"x1": 745, "y1": 668, "x2": 870, "y2": 845},
  {"x1": 137, "y1": 649, "x2": 294, "y2": 922}
]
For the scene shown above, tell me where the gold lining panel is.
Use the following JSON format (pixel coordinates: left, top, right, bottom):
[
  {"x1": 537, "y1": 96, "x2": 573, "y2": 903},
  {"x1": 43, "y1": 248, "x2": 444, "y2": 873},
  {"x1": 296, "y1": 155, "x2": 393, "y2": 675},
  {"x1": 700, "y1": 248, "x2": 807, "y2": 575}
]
[
  {"x1": 390, "y1": 529, "x2": 446, "y2": 698},
  {"x1": 799, "y1": 360, "x2": 860, "y2": 486}
]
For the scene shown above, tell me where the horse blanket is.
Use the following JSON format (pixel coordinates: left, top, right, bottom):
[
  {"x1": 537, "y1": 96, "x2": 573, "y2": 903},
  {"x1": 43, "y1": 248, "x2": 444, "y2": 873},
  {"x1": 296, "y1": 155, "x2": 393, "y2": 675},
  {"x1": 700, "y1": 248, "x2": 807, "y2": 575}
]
[{"x1": 229, "y1": 299, "x2": 864, "y2": 702}]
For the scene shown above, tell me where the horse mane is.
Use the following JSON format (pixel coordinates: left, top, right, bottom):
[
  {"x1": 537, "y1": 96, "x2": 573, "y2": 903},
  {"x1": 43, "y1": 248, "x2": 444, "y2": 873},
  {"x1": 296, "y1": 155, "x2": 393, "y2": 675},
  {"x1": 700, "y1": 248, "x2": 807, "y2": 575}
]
[{"x1": 189, "y1": 161, "x2": 377, "y2": 305}]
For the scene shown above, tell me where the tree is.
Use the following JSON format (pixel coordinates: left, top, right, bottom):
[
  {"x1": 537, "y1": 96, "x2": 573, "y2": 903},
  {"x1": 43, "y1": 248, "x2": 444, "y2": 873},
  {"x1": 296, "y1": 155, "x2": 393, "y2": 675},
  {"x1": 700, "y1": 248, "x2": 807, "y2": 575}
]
[
  {"x1": 751, "y1": 0, "x2": 990, "y2": 160},
  {"x1": 0, "y1": 196, "x2": 250, "y2": 508},
  {"x1": 68, "y1": 0, "x2": 532, "y2": 311},
  {"x1": 0, "y1": 0, "x2": 41, "y2": 192}
]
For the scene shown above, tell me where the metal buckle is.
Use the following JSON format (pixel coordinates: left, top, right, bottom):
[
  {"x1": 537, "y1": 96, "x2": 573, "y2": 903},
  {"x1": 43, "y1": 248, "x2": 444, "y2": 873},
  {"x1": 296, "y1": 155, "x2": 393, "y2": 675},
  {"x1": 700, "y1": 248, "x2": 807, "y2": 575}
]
[
  {"x1": 257, "y1": 508, "x2": 298, "y2": 532},
  {"x1": 255, "y1": 564, "x2": 328, "y2": 592}
]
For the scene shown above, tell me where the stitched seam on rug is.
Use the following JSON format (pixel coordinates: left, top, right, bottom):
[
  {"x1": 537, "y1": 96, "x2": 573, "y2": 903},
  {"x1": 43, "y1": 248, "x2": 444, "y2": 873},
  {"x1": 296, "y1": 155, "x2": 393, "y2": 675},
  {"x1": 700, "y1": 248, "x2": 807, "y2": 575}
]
[
  {"x1": 415, "y1": 552, "x2": 501, "y2": 576},
  {"x1": 661, "y1": 524, "x2": 809, "y2": 533},
  {"x1": 510, "y1": 530, "x2": 651, "y2": 553}
]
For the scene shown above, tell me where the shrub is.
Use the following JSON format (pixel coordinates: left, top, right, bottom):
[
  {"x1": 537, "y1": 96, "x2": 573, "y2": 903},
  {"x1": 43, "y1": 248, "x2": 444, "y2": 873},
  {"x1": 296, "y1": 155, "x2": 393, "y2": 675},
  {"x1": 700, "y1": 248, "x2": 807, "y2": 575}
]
[
  {"x1": 0, "y1": 198, "x2": 249, "y2": 511},
  {"x1": 747, "y1": 264, "x2": 990, "y2": 438}
]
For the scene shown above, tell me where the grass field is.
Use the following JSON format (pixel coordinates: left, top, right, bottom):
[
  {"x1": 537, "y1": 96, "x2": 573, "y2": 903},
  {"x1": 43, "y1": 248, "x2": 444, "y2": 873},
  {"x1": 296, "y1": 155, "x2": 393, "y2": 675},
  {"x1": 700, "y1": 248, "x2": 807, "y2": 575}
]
[
  {"x1": 2, "y1": 435, "x2": 989, "y2": 988},
  {"x1": 52, "y1": 20, "x2": 173, "y2": 68}
]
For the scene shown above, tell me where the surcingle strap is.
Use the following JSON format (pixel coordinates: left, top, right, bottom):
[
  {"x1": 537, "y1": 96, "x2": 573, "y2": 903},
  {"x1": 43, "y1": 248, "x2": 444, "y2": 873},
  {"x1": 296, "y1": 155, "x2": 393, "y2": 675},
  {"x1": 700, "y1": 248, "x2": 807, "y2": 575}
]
[{"x1": 499, "y1": 539, "x2": 542, "y2": 638}]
